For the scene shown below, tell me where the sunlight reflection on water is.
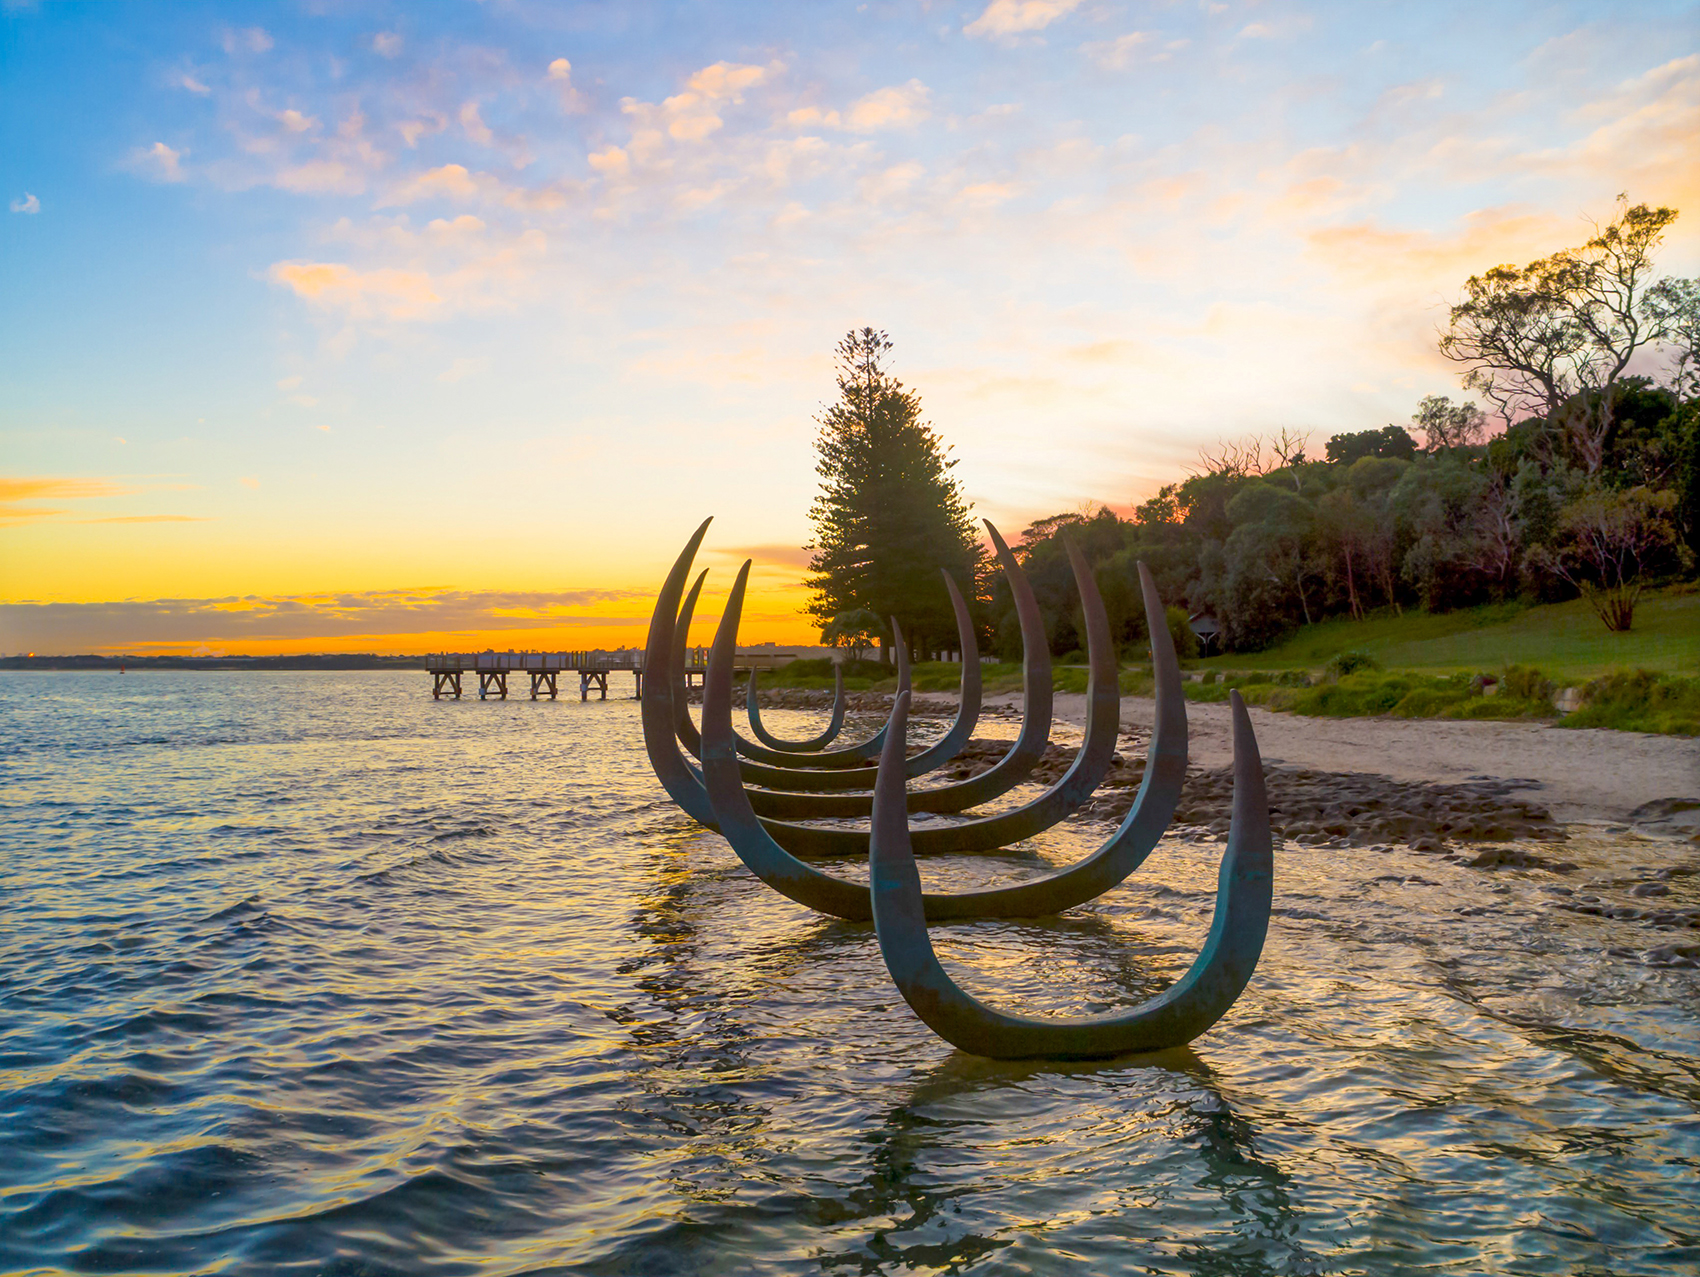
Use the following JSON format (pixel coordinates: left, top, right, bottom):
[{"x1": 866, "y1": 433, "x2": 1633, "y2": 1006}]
[{"x1": 1, "y1": 671, "x2": 1697, "y2": 1275}]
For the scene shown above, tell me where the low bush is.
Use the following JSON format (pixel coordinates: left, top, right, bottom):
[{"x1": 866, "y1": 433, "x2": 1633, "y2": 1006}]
[
  {"x1": 1449, "y1": 695, "x2": 1554, "y2": 721},
  {"x1": 1500, "y1": 664, "x2": 1554, "y2": 702},
  {"x1": 1326, "y1": 649, "x2": 1381, "y2": 680},
  {"x1": 763, "y1": 657, "x2": 894, "y2": 690},
  {"x1": 1562, "y1": 670, "x2": 1700, "y2": 735}
]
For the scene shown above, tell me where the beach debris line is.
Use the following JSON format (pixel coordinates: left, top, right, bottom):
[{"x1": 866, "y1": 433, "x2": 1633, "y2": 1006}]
[{"x1": 638, "y1": 516, "x2": 1275, "y2": 1060}]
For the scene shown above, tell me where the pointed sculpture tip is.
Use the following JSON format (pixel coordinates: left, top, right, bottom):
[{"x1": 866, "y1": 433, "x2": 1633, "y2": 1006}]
[
  {"x1": 1061, "y1": 532, "x2": 1090, "y2": 573},
  {"x1": 1228, "y1": 690, "x2": 1256, "y2": 754}
]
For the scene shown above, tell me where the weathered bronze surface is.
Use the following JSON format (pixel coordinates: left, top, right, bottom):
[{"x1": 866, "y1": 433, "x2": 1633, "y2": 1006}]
[
  {"x1": 641, "y1": 515, "x2": 1272, "y2": 1060},
  {"x1": 745, "y1": 665, "x2": 846, "y2": 751},
  {"x1": 643, "y1": 519, "x2": 1123, "y2": 857},
  {"x1": 699, "y1": 576, "x2": 984, "y2": 818},
  {"x1": 698, "y1": 560, "x2": 1191, "y2": 923},
  {"x1": 868, "y1": 688, "x2": 1272, "y2": 1058}
]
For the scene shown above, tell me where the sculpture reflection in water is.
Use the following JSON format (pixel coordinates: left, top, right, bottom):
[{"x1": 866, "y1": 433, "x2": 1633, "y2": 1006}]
[{"x1": 641, "y1": 517, "x2": 1274, "y2": 1060}]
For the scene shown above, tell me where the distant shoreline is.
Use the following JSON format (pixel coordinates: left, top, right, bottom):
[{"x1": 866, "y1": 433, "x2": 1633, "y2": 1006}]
[{"x1": 0, "y1": 655, "x2": 425, "y2": 671}]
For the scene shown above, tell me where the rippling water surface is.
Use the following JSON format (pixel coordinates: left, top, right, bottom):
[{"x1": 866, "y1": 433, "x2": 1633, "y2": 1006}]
[{"x1": 3, "y1": 671, "x2": 1698, "y2": 1275}]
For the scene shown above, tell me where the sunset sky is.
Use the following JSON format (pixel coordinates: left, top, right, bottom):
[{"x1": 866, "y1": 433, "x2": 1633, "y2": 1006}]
[{"x1": 2, "y1": 0, "x2": 1695, "y2": 655}]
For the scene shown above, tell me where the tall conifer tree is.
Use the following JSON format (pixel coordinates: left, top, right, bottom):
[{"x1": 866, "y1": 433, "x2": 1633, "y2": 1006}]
[{"x1": 805, "y1": 329, "x2": 981, "y2": 659}]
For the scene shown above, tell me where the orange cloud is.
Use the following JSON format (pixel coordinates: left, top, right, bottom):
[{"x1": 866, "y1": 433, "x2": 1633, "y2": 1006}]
[
  {"x1": 1, "y1": 477, "x2": 141, "y2": 526},
  {"x1": 268, "y1": 260, "x2": 442, "y2": 320}
]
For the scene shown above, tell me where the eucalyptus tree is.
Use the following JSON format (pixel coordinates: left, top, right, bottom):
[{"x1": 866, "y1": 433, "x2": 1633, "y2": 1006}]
[{"x1": 1439, "y1": 199, "x2": 1682, "y2": 474}]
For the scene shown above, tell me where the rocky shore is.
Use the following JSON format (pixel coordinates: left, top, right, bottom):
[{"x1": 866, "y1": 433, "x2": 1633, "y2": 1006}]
[
  {"x1": 929, "y1": 737, "x2": 1573, "y2": 857},
  {"x1": 735, "y1": 685, "x2": 1699, "y2": 844},
  {"x1": 723, "y1": 689, "x2": 1700, "y2": 945}
]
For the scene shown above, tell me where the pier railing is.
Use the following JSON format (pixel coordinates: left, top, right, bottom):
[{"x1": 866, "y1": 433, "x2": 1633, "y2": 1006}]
[
  {"x1": 425, "y1": 649, "x2": 795, "y2": 673},
  {"x1": 426, "y1": 651, "x2": 645, "y2": 673},
  {"x1": 424, "y1": 648, "x2": 794, "y2": 701}
]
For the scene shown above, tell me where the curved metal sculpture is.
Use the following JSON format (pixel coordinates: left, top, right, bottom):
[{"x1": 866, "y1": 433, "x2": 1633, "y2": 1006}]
[
  {"x1": 746, "y1": 665, "x2": 847, "y2": 751},
  {"x1": 868, "y1": 688, "x2": 1272, "y2": 1058},
  {"x1": 639, "y1": 516, "x2": 1272, "y2": 1060},
  {"x1": 717, "y1": 591, "x2": 973, "y2": 776},
  {"x1": 698, "y1": 559, "x2": 1189, "y2": 922},
  {"x1": 750, "y1": 530, "x2": 1119, "y2": 857},
  {"x1": 686, "y1": 530, "x2": 992, "y2": 776},
  {"x1": 673, "y1": 626, "x2": 911, "y2": 789},
  {"x1": 697, "y1": 524, "x2": 1062, "y2": 817},
  {"x1": 691, "y1": 579, "x2": 988, "y2": 818},
  {"x1": 644, "y1": 521, "x2": 1121, "y2": 857},
  {"x1": 642, "y1": 518, "x2": 722, "y2": 828},
  {"x1": 661, "y1": 521, "x2": 1049, "y2": 801},
  {"x1": 705, "y1": 542, "x2": 1179, "y2": 826}
]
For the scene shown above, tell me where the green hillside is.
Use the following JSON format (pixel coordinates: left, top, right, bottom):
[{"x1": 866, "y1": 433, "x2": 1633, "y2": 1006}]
[{"x1": 1197, "y1": 587, "x2": 1700, "y2": 679}]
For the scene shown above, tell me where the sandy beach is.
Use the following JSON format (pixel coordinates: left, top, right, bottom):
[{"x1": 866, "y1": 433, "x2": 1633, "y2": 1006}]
[{"x1": 1015, "y1": 691, "x2": 1700, "y2": 827}]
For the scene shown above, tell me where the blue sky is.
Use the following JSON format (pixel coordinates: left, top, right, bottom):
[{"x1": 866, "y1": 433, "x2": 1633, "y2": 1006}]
[{"x1": 2, "y1": 0, "x2": 1695, "y2": 652}]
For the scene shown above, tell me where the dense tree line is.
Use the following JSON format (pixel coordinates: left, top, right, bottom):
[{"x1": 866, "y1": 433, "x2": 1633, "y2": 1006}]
[
  {"x1": 807, "y1": 203, "x2": 1697, "y2": 658},
  {"x1": 991, "y1": 381, "x2": 1695, "y2": 657},
  {"x1": 991, "y1": 201, "x2": 1698, "y2": 655}
]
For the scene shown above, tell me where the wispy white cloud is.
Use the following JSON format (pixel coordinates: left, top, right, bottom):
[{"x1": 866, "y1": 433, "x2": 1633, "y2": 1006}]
[
  {"x1": 127, "y1": 141, "x2": 186, "y2": 182},
  {"x1": 10, "y1": 192, "x2": 39, "y2": 213},
  {"x1": 222, "y1": 26, "x2": 273, "y2": 55},
  {"x1": 547, "y1": 56, "x2": 586, "y2": 112},
  {"x1": 1081, "y1": 32, "x2": 1149, "y2": 70},
  {"x1": 267, "y1": 217, "x2": 548, "y2": 322},
  {"x1": 966, "y1": 0, "x2": 1082, "y2": 39},
  {"x1": 372, "y1": 31, "x2": 402, "y2": 58}
]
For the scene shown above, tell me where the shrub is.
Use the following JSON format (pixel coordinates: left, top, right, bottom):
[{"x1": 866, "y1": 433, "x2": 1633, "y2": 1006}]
[
  {"x1": 1326, "y1": 649, "x2": 1381, "y2": 679},
  {"x1": 1562, "y1": 670, "x2": 1700, "y2": 735},
  {"x1": 1390, "y1": 687, "x2": 1469, "y2": 717},
  {"x1": 1500, "y1": 664, "x2": 1554, "y2": 702},
  {"x1": 1448, "y1": 695, "x2": 1553, "y2": 721},
  {"x1": 1164, "y1": 605, "x2": 1201, "y2": 662}
]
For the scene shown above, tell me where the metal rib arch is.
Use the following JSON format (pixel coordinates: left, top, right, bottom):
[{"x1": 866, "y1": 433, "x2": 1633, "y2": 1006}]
[
  {"x1": 642, "y1": 518, "x2": 1123, "y2": 860},
  {"x1": 676, "y1": 521, "x2": 1048, "y2": 808},
  {"x1": 745, "y1": 665, "x2": 847, "y2": 751},
  {"x1": 699, "y1": 562, "x2": 1191, "y2": 923},
  {"x1": 868, "y1": 689, "x2": 1272, "y2": 1059}
]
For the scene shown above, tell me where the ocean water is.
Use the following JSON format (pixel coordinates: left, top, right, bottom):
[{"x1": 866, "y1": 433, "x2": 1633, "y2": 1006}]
[{"x1": 2, "y1": 671, "x2": 1697, "y2": 1276}]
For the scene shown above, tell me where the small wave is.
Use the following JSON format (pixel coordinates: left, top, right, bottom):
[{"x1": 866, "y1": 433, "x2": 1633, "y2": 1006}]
[
  {"x1": 428, "y1": 825, "x2": 497, "y2": 844},
  {"x1": 355, "y1": 843, "x2": 474, "y2": 884},
  {"x1": 203, "y1": 896, "x2": 265, "y2": 923}
]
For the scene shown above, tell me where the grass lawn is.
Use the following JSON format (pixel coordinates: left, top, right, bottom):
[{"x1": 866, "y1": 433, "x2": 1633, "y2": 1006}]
[{"x1": 1196, "y1": 586, "x2": 1700, "y2": 679}]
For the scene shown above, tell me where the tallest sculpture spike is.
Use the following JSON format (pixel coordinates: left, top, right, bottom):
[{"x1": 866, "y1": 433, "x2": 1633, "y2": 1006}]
[{"x1": 641, "y1": 519, "x2": 718, "y2": 828}]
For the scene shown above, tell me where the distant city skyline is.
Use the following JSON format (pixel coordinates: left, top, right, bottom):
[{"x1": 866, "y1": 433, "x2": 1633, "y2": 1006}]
[{"x1": 3, "y1": 0, "x2": 1695, "y2": 653}]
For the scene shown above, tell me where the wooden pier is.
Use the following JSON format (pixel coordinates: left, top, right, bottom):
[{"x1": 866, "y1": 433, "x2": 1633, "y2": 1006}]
[{"x1": 424, "y1": 649, "x2": 790, "y2": 701}]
